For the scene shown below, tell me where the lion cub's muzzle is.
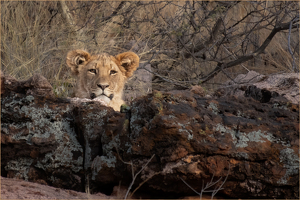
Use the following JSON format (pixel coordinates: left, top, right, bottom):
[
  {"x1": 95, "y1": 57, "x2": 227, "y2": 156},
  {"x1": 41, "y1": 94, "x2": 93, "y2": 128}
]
[
  {"x1": 90, "y1": 93, "x2": 114, "y2": 100},
  {"x1": 90, "y1": 84, "x2": 114, "y2": 100}
]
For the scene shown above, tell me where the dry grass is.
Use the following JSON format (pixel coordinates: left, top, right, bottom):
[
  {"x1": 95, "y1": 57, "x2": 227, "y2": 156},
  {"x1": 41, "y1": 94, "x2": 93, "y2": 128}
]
[
  {"x1": 1, "y1": 2, "x2": 72, "y2": 96},
  {"x1": 1, "y1": 1, "x2": 298, "y2": 97}
]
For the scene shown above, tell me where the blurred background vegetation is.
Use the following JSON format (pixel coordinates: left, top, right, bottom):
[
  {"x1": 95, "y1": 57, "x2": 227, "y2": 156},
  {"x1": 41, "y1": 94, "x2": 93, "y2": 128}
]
[{"x1": 1, "y1": 1, "x2": 299, "y2": 97}]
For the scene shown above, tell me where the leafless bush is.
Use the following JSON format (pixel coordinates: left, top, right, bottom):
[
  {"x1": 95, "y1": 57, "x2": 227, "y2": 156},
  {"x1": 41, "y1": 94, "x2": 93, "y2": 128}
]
[
  {"x1": 115, "y1": 147, "x2": 158, "y2": 199},
  {"x1": 122, "y1": 154, "x2": 156, "y2": 199},
  {"x1": 1, "y1": 1, "x2": 299, "y2": 96},
  {"x1": 129, "y1": 1, "x2": 299, "y2": 90},
  {"x1": 181, "y1": 163, "x2": 230, "y2": 200}
]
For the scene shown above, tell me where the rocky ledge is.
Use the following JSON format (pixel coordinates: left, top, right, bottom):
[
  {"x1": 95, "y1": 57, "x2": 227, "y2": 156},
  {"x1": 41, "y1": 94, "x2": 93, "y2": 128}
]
[{"x1": 1, "y1": 72, "x2": 299, "y2": 199}]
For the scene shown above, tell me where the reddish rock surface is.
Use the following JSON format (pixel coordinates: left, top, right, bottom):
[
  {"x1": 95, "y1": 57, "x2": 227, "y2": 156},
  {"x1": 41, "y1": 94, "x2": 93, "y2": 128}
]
[
  {"x1": 126, "y1": 90, "x2": 299, "y2": 198},
  {"x1": 1, "y1": 73, "x2": 299, "y2": 199}
]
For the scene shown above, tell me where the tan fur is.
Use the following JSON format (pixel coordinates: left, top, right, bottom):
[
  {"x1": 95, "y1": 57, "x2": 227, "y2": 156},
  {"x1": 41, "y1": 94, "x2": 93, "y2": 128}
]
[{"x1": 66, "y1": 50, "x2": 139, "y2": 111}]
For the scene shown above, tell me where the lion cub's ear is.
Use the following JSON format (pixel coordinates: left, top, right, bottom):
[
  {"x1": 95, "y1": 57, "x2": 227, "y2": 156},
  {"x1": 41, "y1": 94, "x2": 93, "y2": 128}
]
[
  {"x1": 115, "y1": 52, "x2": 139, "y2": 78},
  {"x1": 66, "y1": 50, "x2": 91, "y2": 75}
]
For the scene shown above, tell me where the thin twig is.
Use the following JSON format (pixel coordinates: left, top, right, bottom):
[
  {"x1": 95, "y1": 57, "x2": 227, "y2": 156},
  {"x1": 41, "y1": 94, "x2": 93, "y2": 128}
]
[
  {"x1": 129, "y1": 171, "x2": 160, "y2": 199},
  {"x1": 124, "y1": 154, "x2": 155, "y2": 200},
  {"x1": 180, "y1": 163, "x2": 231, "y2": 200},
  {"x1": 288, "y1": 16, "x2": 299, "y2": 72},
  {"x1": 211, "y1": 163, "x2": 230, "y2": 200}
]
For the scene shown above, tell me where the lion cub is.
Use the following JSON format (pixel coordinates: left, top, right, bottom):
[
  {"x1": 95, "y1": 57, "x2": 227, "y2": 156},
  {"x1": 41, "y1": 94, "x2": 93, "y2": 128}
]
[{"x1": 66, "y1": 50, "x2": 139, "y2": 111}]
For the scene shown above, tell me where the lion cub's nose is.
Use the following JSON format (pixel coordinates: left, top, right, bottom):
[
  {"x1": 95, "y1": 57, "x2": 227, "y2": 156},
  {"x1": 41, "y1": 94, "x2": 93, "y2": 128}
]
[{"x1": 97, "y1": 84, "x2": 109, "y2": 90}]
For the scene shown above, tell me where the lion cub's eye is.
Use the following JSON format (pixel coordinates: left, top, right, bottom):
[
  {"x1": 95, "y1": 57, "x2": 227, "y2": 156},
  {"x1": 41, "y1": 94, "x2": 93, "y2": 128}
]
[
  {"x1": 88, "y1": 69, "x2": 97, "y2": 74},
  {"x1": 110, "y1": 70, "x2": 117, "y2": 75}
]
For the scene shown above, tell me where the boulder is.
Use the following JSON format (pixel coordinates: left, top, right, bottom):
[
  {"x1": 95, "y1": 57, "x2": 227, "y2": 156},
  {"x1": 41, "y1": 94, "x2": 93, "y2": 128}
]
[
  {"x1": 1, "y1": 73, "x2": 299, "y2": 198},
  {"x1": 1, "y1": 74, "x2": 85, "y2": 191},
  {"x1": 124, "y1": 63, "x2": 152, "y2": 103},
  {"x1": 126, "y1": 90, "x2": 299, "y2": 198},
  {"x1": 215, "y1": 70, "x2": 299, "y2": 104}
]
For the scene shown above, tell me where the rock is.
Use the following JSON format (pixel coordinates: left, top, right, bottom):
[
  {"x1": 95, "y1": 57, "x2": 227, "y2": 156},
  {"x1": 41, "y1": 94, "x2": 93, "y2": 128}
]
[
  {"x1": 119, "y1": 40, "x2": 153, "y2": 104},
  {"x1": 1, "y1": 73, "x2": 299, "y2": 199},
  {"x1": 1, "y1": 73, "x2": 54, "y2": 97},
  {"x1": 1, "y1": 73, "x2": 109, "y2": 191},
  {"x1": 124, "y1": 63, "x2": 152, "y2": 103},
  {"x1": 215, "y1": 70, "x2": 299, "y2": 104},
  {"x1": 190, "y1": 85, "x2": 206, "y2": 97},
  {"x1": 1, "y1": 86, "x2": 84, "y2": 190},
  {"x1": 127, "y1": 90, "x2": 299, "y2": 198}
]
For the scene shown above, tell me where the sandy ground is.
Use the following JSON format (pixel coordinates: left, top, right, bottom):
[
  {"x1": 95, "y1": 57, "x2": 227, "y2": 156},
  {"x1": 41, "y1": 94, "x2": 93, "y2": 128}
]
[{"x1": 1, "y1": 176, "x2": 113, "y2": 199}]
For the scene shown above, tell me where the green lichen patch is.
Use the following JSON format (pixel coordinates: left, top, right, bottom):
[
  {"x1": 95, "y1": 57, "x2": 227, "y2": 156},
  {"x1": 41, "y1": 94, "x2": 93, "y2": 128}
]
[{"x1": 153, "y1": 90, "x2": 164, "y2": 100}]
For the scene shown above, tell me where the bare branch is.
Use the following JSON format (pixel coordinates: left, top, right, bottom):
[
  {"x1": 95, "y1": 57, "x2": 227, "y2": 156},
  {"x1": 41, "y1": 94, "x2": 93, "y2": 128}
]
[
  {"x1": 200, "y1": 19, "x2": 300, "y2": 83},
  {"x1": 124, "y1": 154, "x2": 155, "y2": 200},
  {"x1": 180, "y1": 163, "x2": 231, "y2": 200},
  {"x1": 288, "y1": 16, "x2": 299, "y2": 72}
]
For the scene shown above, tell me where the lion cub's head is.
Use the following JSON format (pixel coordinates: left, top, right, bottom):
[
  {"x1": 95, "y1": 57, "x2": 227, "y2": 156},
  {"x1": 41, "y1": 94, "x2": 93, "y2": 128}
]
[{"x1": 66, "y1": 49, "x2": 139, "y2": 111}]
